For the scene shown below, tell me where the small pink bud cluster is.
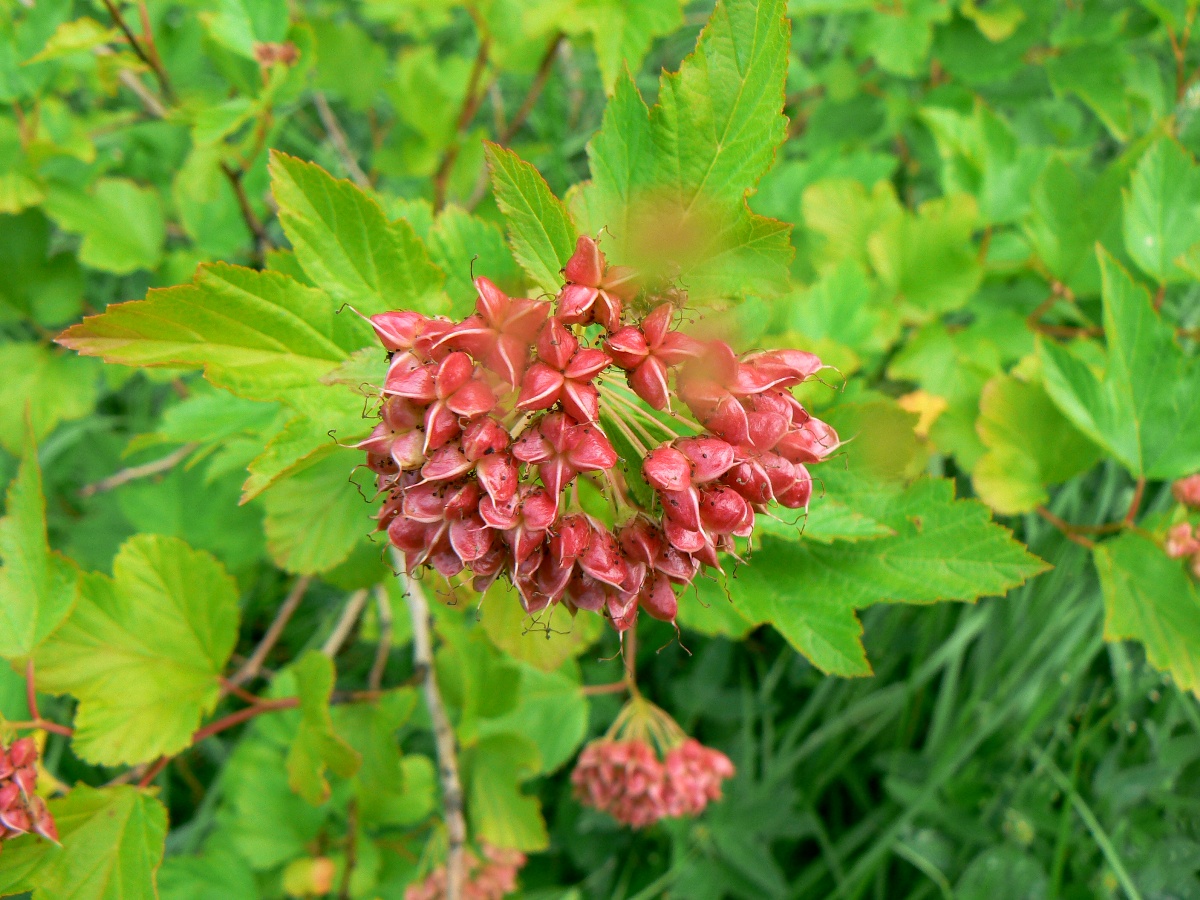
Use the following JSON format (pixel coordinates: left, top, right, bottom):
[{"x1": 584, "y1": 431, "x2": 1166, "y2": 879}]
[
  {"x1": 0, "y1": 737, "x2": 56, "y2": 849},
  {"x1": 1166, "y1": 522, "x2": 1200, "y2": 578},
  {"x1": 362, "y1": 234, "x2": 837, "y2": 629},
  {"x1": 404, "y1": 843, "x2": 526, "y2": 900},
  {"x1": 571, "y1": 737, "x2": 734, "y2": 829},
  {"x1": 1174, "y1": 475, "x2": 1200, "y2": 509}
]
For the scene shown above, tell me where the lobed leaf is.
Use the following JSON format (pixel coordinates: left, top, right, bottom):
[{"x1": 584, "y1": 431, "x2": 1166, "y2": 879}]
[
  {"x1": 1039, "y1": 251, "x2": 1200, "y2": 480},
  {"x1": 57, "y1": 263, "x2": 373, "y2": 417},
  {"x1": 732, "y1": 478, "x2": 1048, "y2": 676},
  {"x1": 485, "y1": 143, "x2": 578, "y2": 295},
  {"x1": 1095, "y1": 532, "x2": 1200, "y2": 697},
  {"x1": 0, "y1": 786, "x2": 167, "y2": 900},
  {"x1": 0, "y1": 428, "x2": 78, "y2": 661},
  {"x1": 269, "y1": 151, "x2": 449, "y2": 316},
  {"x1": 35, "y1": 535, "x2": 240, "y2": 765}
]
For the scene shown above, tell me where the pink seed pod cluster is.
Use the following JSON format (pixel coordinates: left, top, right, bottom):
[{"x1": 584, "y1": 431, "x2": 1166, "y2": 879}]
[
  {"x1": 0, "y1": 737, "x2": 57, "y2": 849},
  {"x1": 570, "y1": 697, "x2": 734, "y2": 828},
  {"x1": 1174, "y1": 474, "x2": 1200, "y2": 509},
  {"x1": 1166, "y1": 522, "x2": 1200, "y2": 579},
  {"x1": 404, "y1": 843, "x2": 526, "y2": 900},
  {"x1": 572, "y1": 737, "x2": 735, "y2": 829},
  {"x1": 362, "y1": 234, "x2": 839, "y2": 629}
]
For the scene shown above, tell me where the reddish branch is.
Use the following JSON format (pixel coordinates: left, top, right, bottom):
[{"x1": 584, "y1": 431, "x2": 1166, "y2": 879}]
[
  {"x1": 433, "y1": 35, "x2": 492, "y2": 212},
  {"x1": 465, "y1": 33, "x2": 563, "y2": 211},
  {"x1": 228, "y1": 576, "x2": 313, "y2": 688}
]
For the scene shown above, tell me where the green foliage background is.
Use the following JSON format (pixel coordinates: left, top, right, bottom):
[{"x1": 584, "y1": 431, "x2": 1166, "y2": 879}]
[{"x1": 2, "y1": 0, "x2": 1200, "y2": 897}]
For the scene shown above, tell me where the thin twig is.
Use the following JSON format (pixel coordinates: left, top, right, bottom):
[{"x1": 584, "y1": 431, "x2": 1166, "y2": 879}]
[
  {"x1": 339, "y1": 799, "x2": 359, "y2": 900},
  {"x1": 1124, "y1": 477, "x2": 1146, "y2": 527},
  {"x1": 20, "y1": 661, "x2": 73, "y2": 737},
  {"x1": 623, "y1": 620, "x2": 639, "y2": 696},
  {"x1": 134, "y1": 0, "x2": 173, "y2": 101},
  {"x1": 368, "y1": 585, "x2": 393, "y2": 691},
  {"x1": 398, "y1": 561, "x2": 466, "y2": 900},
  {"x1": 1036, "y1": 506, "x2": 1096, "y2": 549},
  {"x1": 582, "y1": 681, "x2": 629, "y2": 696},
  {"x1": 116, "y1": 68, "x2": 167, "y2": 118},
  {"x1": 465, "y1": 33, "x2": 562, "y2": 211},
  {"x1": 79, "y1": 443, "x2": 197, "y2": 498},
  {"x1": 322, "y1": 589, "x2": 370, "y2": 658},
  {"x1": 100, "y1": 0, "x2": 174, "y2": 102},
  {"x1": 229, "y1": 576, "x2": 313, "y2": 687},
  {"x1": 433, "y1": 36, "x2": 491, "y2": 212},
  {"x1": 313, "y1": 92, "x2": 371, "y2": 189},
  {"x1": 219, "y1": 162, "x2": 272, "y2": 267}
]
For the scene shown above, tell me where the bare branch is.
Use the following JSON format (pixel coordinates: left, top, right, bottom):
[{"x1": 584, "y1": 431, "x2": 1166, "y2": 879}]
[
  {"x1": 322, "y1": 589, "x2": 370, "y2": 658},
  {"x1": 433, "y1": 36, "x2": 491, "y2": 213},
  {"x1": 79, "y1": 443, "x2": 197, "y2": 498},
  {"x1": 465, "y1": 33, "x2": 563, "y2": 212},
  {"x1": 228, "y1": 575, "x2": 313, "y2": 688},
  {"x1": 397, "y1": 557, "x2": 466, "y2": 900},
  {"x1": 219, "y1": 161, "x2": 272, "y2": 267},
  {"x1": 368, "y1": 584, "x2": 393, "y2": 691},
  {"x1": 313, "y1": 92, "x2": 371, "y2": 190}
]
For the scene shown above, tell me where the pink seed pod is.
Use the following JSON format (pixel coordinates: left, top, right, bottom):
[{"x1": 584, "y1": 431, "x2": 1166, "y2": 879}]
[
  {"x1": 1166, "y1": 523, "x2": 1200, "y2": 559},
  {"x1": 1174, "y1": 475, "x2": 1200, "y2": 509},
  {"x1": 404, "y1": 842, "x2": 527, "y2": 900},
  {"x1": 0, "y1": 737, "x2": 56, "y2": 847}
]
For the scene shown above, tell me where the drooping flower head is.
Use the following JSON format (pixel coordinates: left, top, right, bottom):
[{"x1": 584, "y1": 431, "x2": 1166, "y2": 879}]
[
  {"x1": 404, "y1": 842, "x2": 526, "y2": 900},
  {"x1": 359, "y1": 232, "x2": 839, "y2": 633},
  {"x1": 571, "y1": 697, "x2": 733, "y2": 828}
]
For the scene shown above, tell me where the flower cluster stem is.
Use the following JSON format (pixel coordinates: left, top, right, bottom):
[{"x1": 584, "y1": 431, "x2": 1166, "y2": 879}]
[{"x1": 398, "y1": 561, "x2": 467, "y2": 900}]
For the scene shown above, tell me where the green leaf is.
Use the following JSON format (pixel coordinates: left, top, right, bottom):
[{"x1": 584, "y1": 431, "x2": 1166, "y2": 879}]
[
  {"x1": 1095, "y1": 532, "x2": 1200, "y2": 697},
  {"x1": 0, "y1": 343, "x2": 98, "y2": 453},
  {"x1": 755, "y1": 497, "x2": 892, "y2": 545},
  {"x1": 58, "y1": 263, "x2": 373, "y2": 417},
  {"x1": 217, "y1": 735, "x2": 328, "y2": 870},
  {"x1": 651, "y1": 0, "x2": 788, "y2": 211},
  {"x1": 560, "y1": 0, "x2": 683, "y2": 92},
  {"x1": 867, "y1": 193, "x2": 982, "y2": 320},
  {"x1": 466, "y1": 733, "x2": 548, "y2": 851},
  {"x1": 571, "y1": 0, "x2": 794, "y2": 300},
  {"x1": 24, "y1": 17, "x2": 117, "y2": 64},
  {"x1": 480, "y1": 580, "x2": 603, "y2": 672},
  {"x1": 1122, "y1": 136, "x2": 1200, "y2": 284},
  {"x1": 920, "y1": 102, "x2": 1048, "y2": 225},
  {"x1": 427, "y1": 206, "x2": 526, "y2": 314},
  {"x1": 734, "y1": 479, "x2": 1047, "y2": 676},
  {"x1": 477, "y1": 660, "x2": 588, "y2": 773},
  {"x1": 268, "y1": 151, "x2": 449, "y2": 316},
  {"x1": 43, "y1": 178, "x2": 165, "y2": 274},
  {"x1": 286, "y1": 650, "x2": 362, "y2": 805},
  {"x1": 857, "y1": 0, "x2": 950, "y2": 78},
  {"x1": 972, "y1": 370, "x2": 1103, "y2": 515},
  {"x1": 159, "y1": 840, "x2": 259, "y2": 900},
  {"x1": 262, "y1": 447, "x2": 377, "y2": 574},
  {"x1": 0, "y1": 209, "x2": 84, "y2": 326},
  {"x1": 485, "y1": 143, "x2": 578, "y2": 294},
  {"x1": 567, "y1": 67, "x2": 650, "y2": 241},
  {"x1": 35, "y1": 535, "x2": 240, "y2": 765},
  {"x1": 241, "y1": 412, "x2": 343, "y2": 503},
  {"x1": 0, "y1": 786, "x2": 167, "y2": 900},
  {"x1": 0, "y1": 429, "x2": 78, "y2": 660},
  {"x1": 333, "y1": 689, "x2": 431, "y2": 827},
  {"x1": 1039, "y1": 251, "x2": 1200, "y2": 479},
  {"x1": 1045, "y1": 44, "x2": 1133, "y2": 141}
]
